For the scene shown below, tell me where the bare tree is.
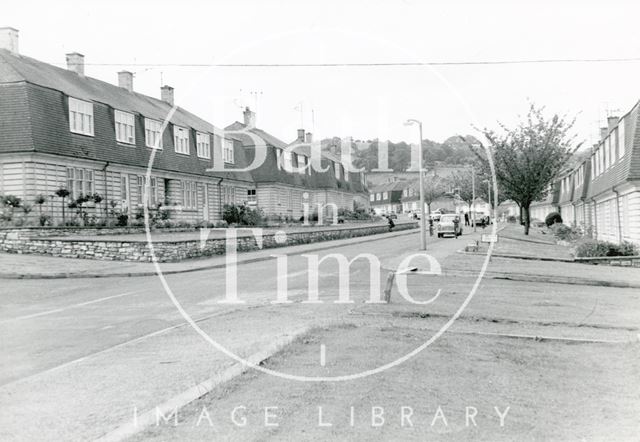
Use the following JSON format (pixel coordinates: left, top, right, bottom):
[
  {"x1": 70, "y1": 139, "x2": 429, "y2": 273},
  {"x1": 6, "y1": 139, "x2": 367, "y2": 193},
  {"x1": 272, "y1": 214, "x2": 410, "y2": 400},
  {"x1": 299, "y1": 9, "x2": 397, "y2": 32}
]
[{"x1": 473, "y1": 105, "x2": 580, "y2": 235}]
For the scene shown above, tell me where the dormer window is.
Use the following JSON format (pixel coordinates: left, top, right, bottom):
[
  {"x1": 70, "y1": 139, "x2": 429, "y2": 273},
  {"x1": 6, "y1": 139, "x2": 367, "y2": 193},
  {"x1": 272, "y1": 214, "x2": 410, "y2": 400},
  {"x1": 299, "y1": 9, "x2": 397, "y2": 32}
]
[
  {"x1": 196, "y1": 132, "x2": 211, "y2": 159},
  {"x1": 145, "y1": 118, "x2": 163, "y2": 149},
  {"x1": 174, "y1": 125, "x2": 190, "y2": 155},
  {"x1": 69, "y1": 97, "x2": 94, "y2": 136},
  {"x1": 115, "y1": 110, "x2": 135, "y2": 144},
  {"x1": 334, "y1": 162, "x2": 341, "y2": 180},
  {"x1": 223, "y1": 138, "x2": 234, "y2": 164}
]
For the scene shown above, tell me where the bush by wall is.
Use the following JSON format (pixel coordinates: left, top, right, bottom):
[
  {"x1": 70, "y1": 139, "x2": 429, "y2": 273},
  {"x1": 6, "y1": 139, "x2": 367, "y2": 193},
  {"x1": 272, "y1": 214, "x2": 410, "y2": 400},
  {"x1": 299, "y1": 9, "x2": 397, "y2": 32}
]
[
  {"x1": 575, "y1": 239, "x2": 639, "y2": 257},
  {"x1": 545, "y1": 212, "x2": 563, "y2": 227}
]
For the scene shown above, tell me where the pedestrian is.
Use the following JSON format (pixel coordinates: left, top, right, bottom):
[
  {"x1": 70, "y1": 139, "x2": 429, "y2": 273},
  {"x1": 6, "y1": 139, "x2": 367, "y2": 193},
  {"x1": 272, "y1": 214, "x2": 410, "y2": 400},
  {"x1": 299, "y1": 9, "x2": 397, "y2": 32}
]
[
  {"x1": 387, "y1": 215, "x2": 395, "y2": 231},
  {"x1": 464, "y1": 212, "x2": 469, "y2": 226}
]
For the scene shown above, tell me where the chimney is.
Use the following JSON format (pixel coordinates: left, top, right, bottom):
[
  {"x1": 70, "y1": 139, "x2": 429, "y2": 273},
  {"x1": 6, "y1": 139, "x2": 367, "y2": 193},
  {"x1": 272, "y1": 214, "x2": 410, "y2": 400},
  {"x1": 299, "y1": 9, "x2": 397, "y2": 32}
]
[
  {"x1": 65, "y1": 52, "x2": 85, "y2": 75},
  {"x1": 243, "y1": 107, "x2": 256, "y2": 127},
  {"x1": 161, "y1": 85, "x2": 174, "y2": 106},
  {"x1": 0, "y1": 27, "x2": 19, "y2": 53},
  {"x1": 297, "y1": 129, "x2": 305, "y2": 141},
  {"x1": 118, "y1": 71, "x2": 133, "y2": 92},
  {"x1": 305, "y1": 132, "x2": 313, "y2": 143},
  {"x1": 607, "y1": 116, "x2": 619, "y2": 132},
  {"x1": 599, "y1": 127, "x2": 608, "y2": 140}
]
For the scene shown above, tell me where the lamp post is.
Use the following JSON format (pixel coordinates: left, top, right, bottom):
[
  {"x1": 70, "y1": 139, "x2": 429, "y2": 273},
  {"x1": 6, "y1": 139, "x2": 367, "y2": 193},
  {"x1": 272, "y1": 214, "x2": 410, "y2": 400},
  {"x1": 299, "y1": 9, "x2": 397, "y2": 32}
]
[
  {"x1": 405, "y1": 119, "x2": 426, "y2": 250},
  {"x1": 471, "y1": 166, "x2": 476, "y2": 232}
]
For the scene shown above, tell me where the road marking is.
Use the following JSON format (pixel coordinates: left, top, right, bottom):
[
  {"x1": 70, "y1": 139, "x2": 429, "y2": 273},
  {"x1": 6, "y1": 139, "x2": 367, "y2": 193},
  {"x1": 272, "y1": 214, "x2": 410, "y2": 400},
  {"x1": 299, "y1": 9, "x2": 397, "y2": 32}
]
[
  {"x1": 1, "y1": 291, "x2": 141, "y2": 323},
  {"x1": 320, "y1": 344, "x2": 326, "y2": 366}
]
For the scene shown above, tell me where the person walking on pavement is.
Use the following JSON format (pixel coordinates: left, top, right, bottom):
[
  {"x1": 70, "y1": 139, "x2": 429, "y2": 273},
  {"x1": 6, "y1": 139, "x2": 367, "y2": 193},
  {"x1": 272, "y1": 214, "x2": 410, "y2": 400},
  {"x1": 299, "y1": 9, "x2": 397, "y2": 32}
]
[{"x1": 464, "y1": 212, "x2": 470, "y2": 226}]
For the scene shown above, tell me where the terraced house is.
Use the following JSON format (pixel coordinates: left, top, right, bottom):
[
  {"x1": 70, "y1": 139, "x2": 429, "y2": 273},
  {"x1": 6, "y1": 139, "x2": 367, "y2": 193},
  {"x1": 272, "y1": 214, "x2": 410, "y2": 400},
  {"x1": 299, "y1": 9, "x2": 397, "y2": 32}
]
[
  {"x1": 0, "y1": 28, "x2": 255, "y2": 224},
  {"x1": 586, "y1": 102, "x2": 640, "y2": 245},
  {"x1": 226, "y1": 108, "x2": 369, "y2": 220}
]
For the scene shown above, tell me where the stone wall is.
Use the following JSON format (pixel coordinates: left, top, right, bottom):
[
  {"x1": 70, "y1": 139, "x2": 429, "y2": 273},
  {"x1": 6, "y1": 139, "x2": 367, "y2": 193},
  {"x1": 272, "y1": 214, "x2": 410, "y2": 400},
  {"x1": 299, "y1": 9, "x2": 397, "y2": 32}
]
[{"x1": 0, "y1": 222, "x2": 417, "y2": 262}]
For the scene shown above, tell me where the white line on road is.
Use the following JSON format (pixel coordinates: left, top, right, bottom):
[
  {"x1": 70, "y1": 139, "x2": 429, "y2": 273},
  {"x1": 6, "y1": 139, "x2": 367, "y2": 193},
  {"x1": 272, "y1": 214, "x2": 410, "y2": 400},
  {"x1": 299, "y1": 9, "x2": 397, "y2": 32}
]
[{"x1": 0, "y1": 291, "x2": 141, "y2": 323}]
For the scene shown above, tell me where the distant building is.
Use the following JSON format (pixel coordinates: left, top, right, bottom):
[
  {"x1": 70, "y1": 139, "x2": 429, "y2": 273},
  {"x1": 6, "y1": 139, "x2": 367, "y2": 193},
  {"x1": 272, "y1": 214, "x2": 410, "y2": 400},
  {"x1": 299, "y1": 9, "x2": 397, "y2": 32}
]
[{"x1": 369, "y1": 179, "x2": 411, "y2": 215}]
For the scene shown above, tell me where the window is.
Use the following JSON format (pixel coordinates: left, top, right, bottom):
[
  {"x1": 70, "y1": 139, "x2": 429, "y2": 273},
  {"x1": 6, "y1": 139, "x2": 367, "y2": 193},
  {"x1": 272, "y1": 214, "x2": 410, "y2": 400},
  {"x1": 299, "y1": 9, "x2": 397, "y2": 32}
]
[
  {"x1": 275, "y1": 149, "x2": 282, "y2": 170},
  {"x1": 247, "y1": 189, "x2": 256, "y2": 203},
  {"x1": 174, "y1": 125, "x2": 190, "y2": 155},
  {"x1": 334, "y1": 162, "x2": 341, "y2": 180},
  {"x1": 296, "y1": 154, "x2": 306, "y2": 175},
  {"x1": 66, "y1": 167, "x2": 94, "y2": 199},
  {"x1": 69, "y1": 97, "x2": 94, "y2": 136},
  {"x1": 145, "y1": 118, "x2": 163, "y2": 149},
  {"x1": 283, "y1": 151, "x2": 293, "y2": 172},
  {"x1": 618, "y1": 118, "x2": 626, "y2": 158},
  {"x1": 370, "y1": 194, "x2": 375, "y2": 202},
  {"x1": 182, "y1": 180, "x2": 197, "y2": 209},
  {"x1": 382, "y1": 191, "x2": 388, "y2": 200},
  {"x1": 376, "y1": 193, "x2": 381, "y2": 201},
  {"x1": 115, "y1": 110, "x2": 135, "y2": 144},
  {"x1": 222, "y1": 186, "x2": 235, "y2": 205},
  {"x1": 120, "y1": 175, "x2": 128, "y2": 201},
  {"x1": 344, "y1": 166, "x2": 349, "y2": 181},
  {"x1": 223, "y1": 139, "x2": 234, "y2": 163},
  {"x1": 196, "y1": 132, "x2": 211, "y2": 159},
  {"x1": 134, "y1": 176, "x2": 144, "y2": 205}
]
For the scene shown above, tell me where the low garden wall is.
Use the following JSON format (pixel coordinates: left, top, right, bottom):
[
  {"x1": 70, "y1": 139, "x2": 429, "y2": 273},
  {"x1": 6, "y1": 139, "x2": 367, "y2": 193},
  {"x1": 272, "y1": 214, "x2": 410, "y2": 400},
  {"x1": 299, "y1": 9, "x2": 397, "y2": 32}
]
[{"x1": 0, "y1": 222, "x2": 417, "y2": 262}]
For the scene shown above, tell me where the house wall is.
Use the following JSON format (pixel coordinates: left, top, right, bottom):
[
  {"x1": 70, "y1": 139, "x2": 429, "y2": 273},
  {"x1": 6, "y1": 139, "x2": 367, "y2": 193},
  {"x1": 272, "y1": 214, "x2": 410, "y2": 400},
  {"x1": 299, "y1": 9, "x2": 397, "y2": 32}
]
[{"x1": 0, "y1": 152, "x2": 251, "y2": 225}]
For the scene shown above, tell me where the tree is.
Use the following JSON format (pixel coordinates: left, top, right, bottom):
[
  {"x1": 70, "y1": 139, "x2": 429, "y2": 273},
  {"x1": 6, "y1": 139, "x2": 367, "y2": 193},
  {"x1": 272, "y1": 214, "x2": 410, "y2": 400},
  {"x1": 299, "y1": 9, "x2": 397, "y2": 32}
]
[
  {"x1": 421, "y1": 173, "x2": 449, "y2": 235},
  {"x1": 55, "y1": 188, "x2": 70, "y2": 224},
  {"x1": 474, "y1": 105, "x2": 580, "y2": 235},
  {"x1": 34, "y1": 194, "x2": 47, "y2": 217}
]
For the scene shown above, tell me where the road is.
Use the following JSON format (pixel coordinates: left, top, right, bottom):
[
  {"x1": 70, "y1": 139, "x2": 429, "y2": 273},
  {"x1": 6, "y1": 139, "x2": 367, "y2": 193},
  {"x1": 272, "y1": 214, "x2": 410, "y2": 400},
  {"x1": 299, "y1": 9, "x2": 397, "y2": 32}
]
[{"x1": 0, "y1": 227, "x2": 477, "y2": 441}]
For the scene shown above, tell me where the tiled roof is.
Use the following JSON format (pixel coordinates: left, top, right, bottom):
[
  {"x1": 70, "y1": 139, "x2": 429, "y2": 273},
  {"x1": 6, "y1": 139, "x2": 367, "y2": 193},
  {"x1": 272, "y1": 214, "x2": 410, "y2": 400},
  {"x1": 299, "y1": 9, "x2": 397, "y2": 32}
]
[
  {"x1": 225, "y1": 121, "x2": 366, "y2": 193},
  {"x1": 0, "y1": 49, "x2": 214, "y2": 133},
  {"x1": 0, "y1": 48, "x2": 253, "y2": 182},
  {"x1": 586, "y1": 100, "x2": 640, "y2": 199}
]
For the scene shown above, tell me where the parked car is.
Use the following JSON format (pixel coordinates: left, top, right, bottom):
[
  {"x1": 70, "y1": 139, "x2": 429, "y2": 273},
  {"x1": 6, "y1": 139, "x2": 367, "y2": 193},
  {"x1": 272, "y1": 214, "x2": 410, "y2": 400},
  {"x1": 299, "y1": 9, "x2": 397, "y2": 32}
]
[
  {"x1": 437, "y1": 214, "x2": 463, "y2": 238},
  {"x1": 429, "y1": 210, "x2": 442, "y2": 222}
]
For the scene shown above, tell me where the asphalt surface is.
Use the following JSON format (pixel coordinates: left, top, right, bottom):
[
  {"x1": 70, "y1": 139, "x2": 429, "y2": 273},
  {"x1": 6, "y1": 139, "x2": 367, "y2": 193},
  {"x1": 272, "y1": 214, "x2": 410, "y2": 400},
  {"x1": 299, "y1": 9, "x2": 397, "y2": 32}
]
[{"x1": 0, "y1": 227, "x2": 476, "y2": 441}]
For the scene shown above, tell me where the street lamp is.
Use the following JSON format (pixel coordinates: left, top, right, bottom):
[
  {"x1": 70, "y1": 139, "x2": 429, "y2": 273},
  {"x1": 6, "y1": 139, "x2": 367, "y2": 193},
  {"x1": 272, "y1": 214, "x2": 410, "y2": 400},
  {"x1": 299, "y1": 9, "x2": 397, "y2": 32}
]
[{"x1": 404, "y1": 119, "x2": 426, "y2": 250}]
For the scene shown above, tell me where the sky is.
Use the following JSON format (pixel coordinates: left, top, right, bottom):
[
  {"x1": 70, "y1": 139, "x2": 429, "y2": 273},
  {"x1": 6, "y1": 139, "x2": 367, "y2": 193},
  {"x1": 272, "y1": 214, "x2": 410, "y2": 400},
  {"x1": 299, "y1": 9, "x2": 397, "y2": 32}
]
[{"x1": 3, "y1": 0, "x2": 640, "y2": 148}]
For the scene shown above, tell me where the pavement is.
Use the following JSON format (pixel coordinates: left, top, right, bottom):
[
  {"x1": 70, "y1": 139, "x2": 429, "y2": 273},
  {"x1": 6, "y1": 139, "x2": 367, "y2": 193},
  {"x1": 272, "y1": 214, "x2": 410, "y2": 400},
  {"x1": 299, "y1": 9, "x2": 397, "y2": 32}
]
[
  {"x1": 1, "y1": 224, "x2": 639, "y2": 440},
  {"x1": 0, "y1": 226, "x2": 418, "y2": 279}
]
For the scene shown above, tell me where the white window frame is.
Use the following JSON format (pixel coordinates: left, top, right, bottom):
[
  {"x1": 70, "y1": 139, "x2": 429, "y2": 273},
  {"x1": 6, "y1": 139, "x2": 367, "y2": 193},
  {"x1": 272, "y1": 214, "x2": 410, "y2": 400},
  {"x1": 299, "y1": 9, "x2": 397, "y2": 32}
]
[
  {"x1": 66, "y1": 167, "x2": 94, "y2": 199},
  {"x1": 69, "y1": 97, "x2": 94, "y2": 136},
  {"x1": 283, "y1": 151, "x2": 293, "y2": 172},
  {"x1": 618, "y1": 118, "x2": 626, "y2": 158},
  {"x1": 334, "y1": 162, "x2": 341, "y2": 180},
  {"x1": 296, "y1": 154, "x2": 306, "y2": 175},
  {"x1": 369, "y1": 194, "x2": 375, "y2": 202},
  {"x1": 115, "y1": 110, "x2": 135, "y2": 144},
  {"x1": 223, "y1": 139, "x2": 234, "y2": 164},
  {"x1": 182, "y1": 180, "x2": 198, "y2": 210},
  {"x1": 145, "y1": 118, "x2": 163, "y2": 149},
  {"x1": 174, "y1": 125, "x2": 190, "y2": 155},
  {"x1": 383, "y1": 191, "x2": 388, "y2": 200},
  {"x1": 196, "y1": 132, "x2": 211, "y2": 159}
]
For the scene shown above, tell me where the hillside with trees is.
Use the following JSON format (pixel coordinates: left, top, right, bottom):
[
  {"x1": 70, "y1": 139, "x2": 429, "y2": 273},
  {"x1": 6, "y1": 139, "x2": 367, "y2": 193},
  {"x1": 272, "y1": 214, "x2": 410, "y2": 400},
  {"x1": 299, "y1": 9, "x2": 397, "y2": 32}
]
[{"x1": 321, "y1": 135, "x2": 483, "y2": 172}]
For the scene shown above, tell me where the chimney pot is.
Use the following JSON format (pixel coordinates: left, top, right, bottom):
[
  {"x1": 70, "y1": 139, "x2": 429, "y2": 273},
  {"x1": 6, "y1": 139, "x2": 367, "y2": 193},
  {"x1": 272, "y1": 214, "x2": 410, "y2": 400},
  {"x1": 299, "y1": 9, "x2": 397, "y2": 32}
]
[
  {"x1": 297, "y1": 129, "x2": 305, "y2": 141},
  {"x1": 607, "y1": 116, "x2": 619, "y2": 132},
  {"x1": 118, "y1": 71, "x2": 133, "y2": 92},
  {"x1": 305, "y1": 132, "x2": 312, "y2": 143},
  {"x1": 0, "y1": 27, "x2": 19, "y2": 53},
  {"x1": 161, "y1": 85, "x2": 174, "y2": 106},
  {"x1": 65, "y1": 52, "x2": 85, "y2": 75},
  {"x1": 243, "y1": 107, "x2": 256, "y2": 127},
  {"x1": 599, "y1": 127, "x2": 608, "y2": 140}
]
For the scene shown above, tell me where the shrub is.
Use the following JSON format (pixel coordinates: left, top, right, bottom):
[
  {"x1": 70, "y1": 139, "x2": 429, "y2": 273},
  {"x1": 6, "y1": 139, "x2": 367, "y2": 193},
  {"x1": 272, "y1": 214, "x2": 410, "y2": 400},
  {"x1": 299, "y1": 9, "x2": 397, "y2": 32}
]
[
  {"x1": 551, "y1": 223, "x2": 579, "y2": 241},
  {"x1": 575, "y1": 239, "x2": 639, "y2": 257},
  {"x1": 545, "y1": 212, "x2": 562, "y2": 227},
  {"x1": 39, "y1": 214, "x2": 53, "y2": 226},
  {"x1": 223, "y1": 204, "x2": 265, "y2": 226}
]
